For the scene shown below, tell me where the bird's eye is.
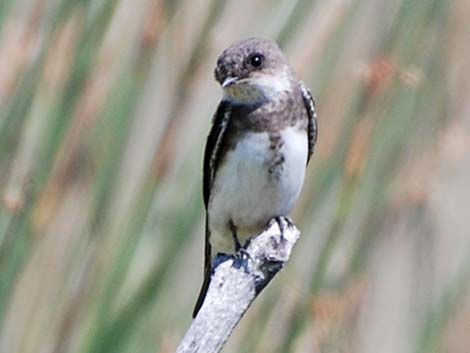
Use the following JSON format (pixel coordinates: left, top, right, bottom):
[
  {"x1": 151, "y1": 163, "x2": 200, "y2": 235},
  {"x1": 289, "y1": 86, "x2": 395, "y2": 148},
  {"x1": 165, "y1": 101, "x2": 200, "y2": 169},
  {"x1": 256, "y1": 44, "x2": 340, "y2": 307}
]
[{"x1": 249, "y1": 53, "x2": 264, "y2": 68}]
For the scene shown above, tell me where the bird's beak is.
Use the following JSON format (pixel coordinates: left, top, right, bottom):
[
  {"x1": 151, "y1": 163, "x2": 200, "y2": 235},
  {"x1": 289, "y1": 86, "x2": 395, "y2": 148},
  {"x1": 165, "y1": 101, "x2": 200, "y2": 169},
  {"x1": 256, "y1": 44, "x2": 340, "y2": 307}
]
[{"x1": 222, "y1": 77, "x2": 238, "y2": 88}]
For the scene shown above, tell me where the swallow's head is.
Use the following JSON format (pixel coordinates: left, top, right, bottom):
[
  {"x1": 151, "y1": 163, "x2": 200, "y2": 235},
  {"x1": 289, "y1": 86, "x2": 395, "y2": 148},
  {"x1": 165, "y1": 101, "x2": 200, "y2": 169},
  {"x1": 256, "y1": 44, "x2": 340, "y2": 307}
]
[{"x1": 214, "y1": 38, "x2": 294, "y2": 104}]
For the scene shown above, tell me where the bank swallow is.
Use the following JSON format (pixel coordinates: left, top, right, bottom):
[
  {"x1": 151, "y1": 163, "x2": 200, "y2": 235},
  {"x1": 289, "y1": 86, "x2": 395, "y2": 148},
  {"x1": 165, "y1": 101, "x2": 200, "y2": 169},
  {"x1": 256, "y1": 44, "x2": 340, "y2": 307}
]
[{"x1": 193, "y1": 37, "x2": 318, "y2": 317}]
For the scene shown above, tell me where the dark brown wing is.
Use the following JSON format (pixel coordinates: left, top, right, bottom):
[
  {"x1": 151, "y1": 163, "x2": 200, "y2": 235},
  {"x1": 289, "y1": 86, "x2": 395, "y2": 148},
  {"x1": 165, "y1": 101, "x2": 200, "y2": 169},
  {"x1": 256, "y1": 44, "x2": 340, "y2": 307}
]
[
  {"x1": 300, "y1": 83, "x2": 318, "y2": 165},
  {"x1": 193, "y1": 100, "x2": 231, "y2": 318},
  {"x1": 202, "y1": 100, "x2": 231, "y2": 208}
]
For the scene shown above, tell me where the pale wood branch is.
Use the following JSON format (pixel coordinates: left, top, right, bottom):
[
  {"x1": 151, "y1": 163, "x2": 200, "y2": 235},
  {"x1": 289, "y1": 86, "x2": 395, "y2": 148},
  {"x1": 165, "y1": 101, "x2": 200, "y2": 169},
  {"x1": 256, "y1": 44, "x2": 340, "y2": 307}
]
[{"x1": 176, "y1": 218, "x2": 300, "y2": 353}]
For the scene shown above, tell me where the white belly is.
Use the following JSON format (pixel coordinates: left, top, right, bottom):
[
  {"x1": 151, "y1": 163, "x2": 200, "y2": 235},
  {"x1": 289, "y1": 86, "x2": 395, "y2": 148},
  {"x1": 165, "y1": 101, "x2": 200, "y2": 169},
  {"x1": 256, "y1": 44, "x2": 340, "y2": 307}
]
[{"x1": 208, "y1": 125, "x2": 308, "y2": 254}]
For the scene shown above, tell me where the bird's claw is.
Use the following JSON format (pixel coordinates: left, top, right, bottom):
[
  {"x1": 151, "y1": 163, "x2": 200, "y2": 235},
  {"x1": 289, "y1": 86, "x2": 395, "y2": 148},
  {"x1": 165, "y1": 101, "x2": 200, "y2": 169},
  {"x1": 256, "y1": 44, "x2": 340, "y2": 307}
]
[
  {"x1": 237, "y1": 238, "x2": 253, "y2": 260},
  {"x1": 233, "y1": 238, "x2": 253, "y2": 272},
  {"x1": 274, "y1": 216, "x2": 294, "y2": 242}
]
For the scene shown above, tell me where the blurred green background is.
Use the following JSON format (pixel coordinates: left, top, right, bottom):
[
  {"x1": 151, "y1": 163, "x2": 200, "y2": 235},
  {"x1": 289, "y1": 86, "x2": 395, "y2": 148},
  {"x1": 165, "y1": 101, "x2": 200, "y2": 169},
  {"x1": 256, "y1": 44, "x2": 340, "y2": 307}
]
[{"x1": 1, "y1": 0, "x2": 469, "y2": 352}]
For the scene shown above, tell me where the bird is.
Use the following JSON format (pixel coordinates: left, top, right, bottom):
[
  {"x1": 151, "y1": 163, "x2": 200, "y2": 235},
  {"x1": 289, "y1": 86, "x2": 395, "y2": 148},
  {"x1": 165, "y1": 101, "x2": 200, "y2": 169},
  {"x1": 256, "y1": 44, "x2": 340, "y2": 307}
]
[{"x1": 193, "y1": 37, "x2": 318, "y2": 317}]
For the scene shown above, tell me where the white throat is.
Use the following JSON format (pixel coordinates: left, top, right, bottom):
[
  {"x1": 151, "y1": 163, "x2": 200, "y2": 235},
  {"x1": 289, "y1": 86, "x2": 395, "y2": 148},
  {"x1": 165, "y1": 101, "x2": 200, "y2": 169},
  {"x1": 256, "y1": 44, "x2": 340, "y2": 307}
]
[{"x1": 223, "y1": 72, "x2": 292, "y2": 105}]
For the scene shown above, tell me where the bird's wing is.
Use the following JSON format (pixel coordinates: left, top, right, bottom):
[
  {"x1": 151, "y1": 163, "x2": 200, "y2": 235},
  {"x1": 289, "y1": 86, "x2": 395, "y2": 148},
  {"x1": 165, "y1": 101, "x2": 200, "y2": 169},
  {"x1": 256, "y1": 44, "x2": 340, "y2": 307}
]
[
  {"x1": 193, "y1": 100, "x2": 231, "y2": 318},
  {"x1": 300, "y1": 83, "x2": 318, "y2": 165},
  {"x1": 202, "y1": 100, "x2": 231, "y2": 208}
]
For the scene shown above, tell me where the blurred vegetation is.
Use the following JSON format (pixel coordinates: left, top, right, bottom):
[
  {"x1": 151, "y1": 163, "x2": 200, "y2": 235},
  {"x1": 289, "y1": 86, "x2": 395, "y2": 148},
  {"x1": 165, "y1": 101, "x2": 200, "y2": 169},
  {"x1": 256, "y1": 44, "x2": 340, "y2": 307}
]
[{"x1": 0, "y1": 0, "x2": 469, "y2": 352}]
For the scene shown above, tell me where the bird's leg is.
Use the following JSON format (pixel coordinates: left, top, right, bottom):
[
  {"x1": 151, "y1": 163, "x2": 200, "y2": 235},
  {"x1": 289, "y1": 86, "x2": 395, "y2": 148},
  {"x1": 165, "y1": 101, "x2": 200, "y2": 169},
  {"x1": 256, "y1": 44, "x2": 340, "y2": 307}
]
[
  {"x1": 228, "y1": 220, "x2": 252, "y2": 271},
  {"x1": 229, "y1": 220, "x2": 242, "y2": 252},
  {"x1": 242, "y1": 237, "x2": 253, "y2": 249}
]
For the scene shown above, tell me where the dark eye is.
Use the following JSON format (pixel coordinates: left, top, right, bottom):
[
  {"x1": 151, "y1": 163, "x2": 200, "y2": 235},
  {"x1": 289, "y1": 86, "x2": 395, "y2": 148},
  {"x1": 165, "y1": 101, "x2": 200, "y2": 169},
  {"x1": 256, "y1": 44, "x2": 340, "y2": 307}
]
[{"x1": 249, "y1": 53, "x2": 264, "y2": 68}]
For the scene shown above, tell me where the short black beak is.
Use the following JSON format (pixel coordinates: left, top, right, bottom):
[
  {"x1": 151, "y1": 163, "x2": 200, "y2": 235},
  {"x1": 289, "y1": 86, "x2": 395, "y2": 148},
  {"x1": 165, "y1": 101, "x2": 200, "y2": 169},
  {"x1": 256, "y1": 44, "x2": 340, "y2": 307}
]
[{"x1": 222, "y1": 77, "x2": 238, "y2": 88}]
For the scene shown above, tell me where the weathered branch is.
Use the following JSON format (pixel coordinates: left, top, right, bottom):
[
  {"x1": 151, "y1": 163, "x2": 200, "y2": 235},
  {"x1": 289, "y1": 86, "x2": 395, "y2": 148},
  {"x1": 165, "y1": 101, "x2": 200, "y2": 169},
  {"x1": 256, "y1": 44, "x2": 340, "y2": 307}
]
[{"x1": 176, "y1": 218, "x2": 300, "y2": 353}]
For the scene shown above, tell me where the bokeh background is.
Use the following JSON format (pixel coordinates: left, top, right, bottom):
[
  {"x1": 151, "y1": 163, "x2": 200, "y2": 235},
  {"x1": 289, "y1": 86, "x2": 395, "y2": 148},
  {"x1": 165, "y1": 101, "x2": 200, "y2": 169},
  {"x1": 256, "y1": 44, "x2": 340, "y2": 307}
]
[{"x1": 1, "y1": 0, "x2": 469, "y2": 352}]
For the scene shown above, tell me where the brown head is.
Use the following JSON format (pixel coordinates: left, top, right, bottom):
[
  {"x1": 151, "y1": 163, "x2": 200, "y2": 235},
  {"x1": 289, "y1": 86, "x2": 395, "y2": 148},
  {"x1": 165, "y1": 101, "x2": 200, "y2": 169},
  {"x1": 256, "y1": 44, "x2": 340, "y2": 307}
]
[{"x1": 214, "y1": 38, "x2": 295, "y2": 104}]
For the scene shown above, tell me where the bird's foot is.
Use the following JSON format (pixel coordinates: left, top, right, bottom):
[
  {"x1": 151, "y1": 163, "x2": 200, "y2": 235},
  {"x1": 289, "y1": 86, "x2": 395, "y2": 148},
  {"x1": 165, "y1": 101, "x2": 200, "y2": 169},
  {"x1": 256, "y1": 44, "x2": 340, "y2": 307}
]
[
  {"x1": 274, "y1": 216, "x2": 294, "y2": 242},
  {"x1": 238, "y1": 238, "x2": 253, "y2": 259},
  {"x1": 233, "y1": 238, "x2": 254, "y2": 272}
]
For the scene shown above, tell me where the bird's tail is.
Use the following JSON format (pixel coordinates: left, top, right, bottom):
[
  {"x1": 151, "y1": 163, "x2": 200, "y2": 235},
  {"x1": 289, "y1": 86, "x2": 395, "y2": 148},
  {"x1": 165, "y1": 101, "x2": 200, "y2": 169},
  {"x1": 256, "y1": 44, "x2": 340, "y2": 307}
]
[{"x1": 192, "y1": 216, "x2": 212, "y2": 318}]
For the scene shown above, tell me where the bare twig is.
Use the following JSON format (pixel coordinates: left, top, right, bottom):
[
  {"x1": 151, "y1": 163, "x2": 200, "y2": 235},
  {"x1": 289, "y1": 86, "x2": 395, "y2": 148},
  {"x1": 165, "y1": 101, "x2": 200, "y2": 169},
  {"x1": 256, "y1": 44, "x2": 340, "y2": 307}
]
[{"x1": 176, "y1": 218, "x2": 300, "y2": 353}]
